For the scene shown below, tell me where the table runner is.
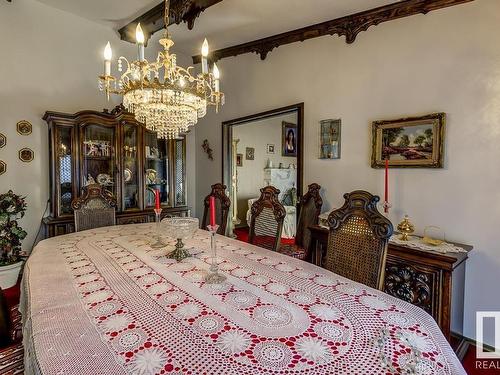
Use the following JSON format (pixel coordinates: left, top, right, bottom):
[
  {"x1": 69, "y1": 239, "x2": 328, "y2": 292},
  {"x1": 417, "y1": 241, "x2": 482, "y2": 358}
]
[{"x1": 21, "y1": 224, "x2": 465, "y2": 374}]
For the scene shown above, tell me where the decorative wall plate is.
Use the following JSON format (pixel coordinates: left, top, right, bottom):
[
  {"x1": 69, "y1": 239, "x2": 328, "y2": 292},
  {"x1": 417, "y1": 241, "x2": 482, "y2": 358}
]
[
  {"x1": 146, "y1": 169, "x2": 157, "y2": 184},
  {"x1": 17, "y1": 120, "x2": 32, "y2": 135},
  {"x1": 124, "y1": 168, "x2": 132, "y2": 183},
  {"x1": 0, "y1": 160, "x2": 5, "y2": 175},
  {"x1": 0, "y1": 133, "x2": 5, "y2": 148},
  {"x1": 19, "y1": 148, "x2": 34, "y2": 162},
  {"x1": 96, "y1": 173, "x2": 113, "y2": 186}
]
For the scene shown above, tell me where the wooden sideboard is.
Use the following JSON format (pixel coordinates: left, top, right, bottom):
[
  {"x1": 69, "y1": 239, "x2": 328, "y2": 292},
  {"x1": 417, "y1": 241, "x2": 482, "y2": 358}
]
[{"x1": 308, "y1": 225, "x2": 471, "y2": 342}]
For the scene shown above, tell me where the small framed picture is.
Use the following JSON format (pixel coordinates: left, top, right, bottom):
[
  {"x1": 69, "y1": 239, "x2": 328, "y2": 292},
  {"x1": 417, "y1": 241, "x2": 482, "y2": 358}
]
[
  {"x1": 282, "y1": 122, "x2": 297, "y2": 157},
  {"x1": 245, "y1": 147, "x2": 255, "y2": 160},
  {"x1": 266, "y1": 144, "x2": 275, "y2": 154},
  {"x1": 236, "y1": 153, "x2": 243, "y2": 167},
  {"x1": 0, "y1": 160, "x2": 5, "y2": 175},
  {"x1": 319, "y1": 119, "x2": 341, "y2": 159},
  {"x1": 0, "y1": 133, "x2": 5, "y2": 148}
]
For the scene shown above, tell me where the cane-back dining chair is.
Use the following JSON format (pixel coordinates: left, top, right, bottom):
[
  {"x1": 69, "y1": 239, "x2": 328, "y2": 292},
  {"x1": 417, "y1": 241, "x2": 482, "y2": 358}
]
[
  {"x1": 325, "y1": 190, "x2": 393, "y2": 290},
  {"x1": 0, "y1": 288, "x2": 24, "y2": 374},
  {"x1": 279, "y1": 183, "x2": 323, "y2": 260},
  {"x1": 248, "y1": 186, "x2": 286, "y2": 252},
  {"x1": 71, "y1": 184, "x2": 117, "y2": 232},
  {"x1": 201, "y1": 183, "x2": 231, "y2": 235}
]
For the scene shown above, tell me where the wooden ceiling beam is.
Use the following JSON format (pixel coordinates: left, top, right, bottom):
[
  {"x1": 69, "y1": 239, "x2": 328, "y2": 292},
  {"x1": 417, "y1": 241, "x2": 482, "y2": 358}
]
[
  {"x1": 118, "y1": 0, "x2": 222, "y2": 45},
  {"x1": 192, "y1": 0, "x2": 474, "y2": 63}
]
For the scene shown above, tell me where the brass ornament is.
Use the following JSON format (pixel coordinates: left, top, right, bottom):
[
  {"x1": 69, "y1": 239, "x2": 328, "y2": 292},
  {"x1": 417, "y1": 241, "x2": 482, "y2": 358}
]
[
  {"x1": 19, "y1": 148, "x2": 34, "y2": 162},
  {"x1": 397, "y1": 215, "x2": 415, "y2": 241},
  {"x1": 17, "y1": 120, "x2": 32, "y2": 135}
]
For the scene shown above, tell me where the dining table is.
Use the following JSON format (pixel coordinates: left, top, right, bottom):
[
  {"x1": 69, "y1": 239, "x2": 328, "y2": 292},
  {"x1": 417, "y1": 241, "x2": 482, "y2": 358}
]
[{"x1": 21, "y1": 223, "x2": 466, "y2": 374}]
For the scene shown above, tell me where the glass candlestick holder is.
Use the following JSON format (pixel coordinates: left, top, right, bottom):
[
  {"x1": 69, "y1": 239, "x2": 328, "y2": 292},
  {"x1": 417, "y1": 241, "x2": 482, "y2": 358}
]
[
  {"x1": 204, "y1": 224, "x2": 226, "y2": 284},
  {"x1": 150, "y1": 208, "x2": 167, "y2": 248}
]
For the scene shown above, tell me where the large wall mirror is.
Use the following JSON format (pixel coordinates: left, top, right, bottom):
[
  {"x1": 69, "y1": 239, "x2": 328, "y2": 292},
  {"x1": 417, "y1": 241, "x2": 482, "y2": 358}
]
[{"x1": 222, "y1": 103, "x2": 304, "y2": 237}]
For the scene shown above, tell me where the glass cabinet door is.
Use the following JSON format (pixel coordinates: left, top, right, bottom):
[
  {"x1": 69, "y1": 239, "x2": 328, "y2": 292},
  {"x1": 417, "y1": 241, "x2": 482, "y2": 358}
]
[
  {"x1": 81, "y1": 124, "x2": 117, "y2": 198},
  {"x1": 56, "y1": 126, "x2": 74, "y2": 216},
  {"x1": 144, "y1": 131, "x2": 170, "y2": 208},
  {"x1": 122, "y1": 123, "x2": 140, "y2": 210}
]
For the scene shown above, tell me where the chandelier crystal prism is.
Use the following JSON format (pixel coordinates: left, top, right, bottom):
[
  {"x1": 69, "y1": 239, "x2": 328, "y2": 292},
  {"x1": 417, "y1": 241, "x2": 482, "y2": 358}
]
[{"x1": 98, "y1": 0, "x2": 224, "y2": 139}]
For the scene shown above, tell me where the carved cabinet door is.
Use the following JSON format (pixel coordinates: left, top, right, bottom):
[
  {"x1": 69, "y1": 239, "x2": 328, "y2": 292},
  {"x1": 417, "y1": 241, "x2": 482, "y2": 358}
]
[{"x1": 384, "y1": 257, "x2": 442, "y2": 323}]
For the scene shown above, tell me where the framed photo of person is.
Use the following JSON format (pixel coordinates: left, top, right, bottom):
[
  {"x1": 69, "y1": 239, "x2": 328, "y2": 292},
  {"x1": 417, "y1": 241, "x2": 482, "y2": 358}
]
[
  {"x1": 371, "y1": 112, "x2": 445, "y2": 168},
  {"x1": 282, "y1": 121, "x2": 297, "y2": 157},
  {"x1": 319, "y1": 119, "x2": 341, "y2": 159},
  {"x1": 266, "y1": 144, "x2": 275, "y2": 154},
  {"x1": 236, "y1": 153, "x2": 243, "y2": 167}
]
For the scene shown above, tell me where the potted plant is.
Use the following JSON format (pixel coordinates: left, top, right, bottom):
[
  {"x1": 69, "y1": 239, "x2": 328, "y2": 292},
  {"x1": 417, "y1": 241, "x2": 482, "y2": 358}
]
[{"x1": 0, "y1": 190, "x2": 27, "y2": 289}]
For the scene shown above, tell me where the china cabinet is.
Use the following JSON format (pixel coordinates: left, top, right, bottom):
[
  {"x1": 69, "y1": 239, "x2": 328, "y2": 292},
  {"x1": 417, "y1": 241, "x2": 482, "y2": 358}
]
[{"x1": 43, "y1": 105, "x2": 188, "y2": 238}]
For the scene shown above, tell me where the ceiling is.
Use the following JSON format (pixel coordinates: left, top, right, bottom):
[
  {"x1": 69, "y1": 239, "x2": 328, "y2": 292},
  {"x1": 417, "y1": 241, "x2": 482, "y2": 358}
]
[{"x1": 35, "y1": 0, "x2": 396, "y2": 54}]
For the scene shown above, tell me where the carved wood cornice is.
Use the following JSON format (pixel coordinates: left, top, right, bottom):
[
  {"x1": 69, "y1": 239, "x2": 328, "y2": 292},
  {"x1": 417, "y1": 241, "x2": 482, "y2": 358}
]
[
  {"x1": 118, "y1": 0, "x2": 222, "y2": 45},
  {"x1": 192, "y1": 0, "x2": 474, "y2": 63}
]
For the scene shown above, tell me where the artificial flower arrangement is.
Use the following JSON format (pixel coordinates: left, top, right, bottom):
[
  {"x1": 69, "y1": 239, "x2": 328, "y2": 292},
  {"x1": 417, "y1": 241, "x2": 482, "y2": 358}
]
[{"x1": 0, "y1": 190, "x2": 27, "y2": 266}]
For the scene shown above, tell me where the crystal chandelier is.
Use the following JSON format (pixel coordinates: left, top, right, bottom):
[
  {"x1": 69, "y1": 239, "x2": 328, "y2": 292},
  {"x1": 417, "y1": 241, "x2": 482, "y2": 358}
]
[{"x1": 98, "y1": 0, "x2": 224, "y2": 139}]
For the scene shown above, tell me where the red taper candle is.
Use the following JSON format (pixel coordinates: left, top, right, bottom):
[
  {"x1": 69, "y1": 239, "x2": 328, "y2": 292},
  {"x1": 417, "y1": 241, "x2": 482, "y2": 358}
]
[
  {"x1": 209, "y1": 196, "x2": 216, "y2": 226},
  {"x1": 154, "y1": 189, "x2": 161, "y2": 209}
]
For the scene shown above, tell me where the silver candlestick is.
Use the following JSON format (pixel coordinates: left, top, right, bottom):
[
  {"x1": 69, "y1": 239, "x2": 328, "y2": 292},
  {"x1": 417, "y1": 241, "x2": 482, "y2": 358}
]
[
  {"x1": 150, "y1": 208, "x2": 166, "y2": 248},
  {"x1": 204, "y1": 224, "x2": 226, "y2": 284}
]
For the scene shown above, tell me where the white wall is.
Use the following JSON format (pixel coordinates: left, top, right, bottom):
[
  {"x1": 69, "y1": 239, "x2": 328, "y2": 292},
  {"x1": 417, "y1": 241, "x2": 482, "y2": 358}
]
[
  {"x1": 0, "y1": 0, "x2": 196, "y2": 249},
  {"x1": 232, "y1": 113, "x2": 297, "y2": 224},
  {"x1": 195, "y1": 0, "x2": 500, "y2": 345}
]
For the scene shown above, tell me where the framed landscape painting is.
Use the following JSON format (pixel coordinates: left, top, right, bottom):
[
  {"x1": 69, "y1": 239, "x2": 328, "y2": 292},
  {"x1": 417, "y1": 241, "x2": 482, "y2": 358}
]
[{"x1": 371, "y1": 113, "x2": 445, "y2": 168}]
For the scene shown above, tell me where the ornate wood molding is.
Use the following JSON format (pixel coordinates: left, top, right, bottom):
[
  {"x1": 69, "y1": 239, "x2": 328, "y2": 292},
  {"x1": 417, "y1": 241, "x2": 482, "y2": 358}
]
[
  {"x1": 119, "y1": 0, "x2": 222, "y2": 45},
  {"x1": 192, "y1": 0, "x2": 474, "y2": 63}
]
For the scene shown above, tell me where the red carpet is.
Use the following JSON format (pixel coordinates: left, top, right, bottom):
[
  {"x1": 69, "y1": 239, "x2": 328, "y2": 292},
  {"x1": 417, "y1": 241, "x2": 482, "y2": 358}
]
[
  {"x1": 234, "y1": 227, "x2": 295, "y2": 245},
  {"x1": 462, "y1": 344, "x2": 500, "y2": 374}
]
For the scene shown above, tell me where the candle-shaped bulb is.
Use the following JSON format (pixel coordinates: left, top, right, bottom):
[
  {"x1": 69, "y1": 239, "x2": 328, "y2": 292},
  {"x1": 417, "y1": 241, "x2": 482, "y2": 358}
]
[
  {"x1": 104, "y1": 42, "x2": 112, "y2": 61},
  {"x1": 213, "y1": 63, "x2": 220, "y2": 79},
  {"x1": 201, "y1": 38, "x2": 209, "y2": 74},
  {"x1": 103, "y1": 42, "x2": 112, "y2": 76},
  {"x1": 201, "y1": 38, "x2": 209, "y2": 57},
  {"x1": 213, "y1": 63, "x2": 220, "y2": 92},
  {"x1": 136, "y1": 23, "x2": 145, "y2": 44}
]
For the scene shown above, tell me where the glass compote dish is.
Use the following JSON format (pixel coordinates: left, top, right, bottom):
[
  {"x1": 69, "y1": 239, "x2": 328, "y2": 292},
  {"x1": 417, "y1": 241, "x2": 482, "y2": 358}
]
[{"x1": 163, "y1": 217, "x2": 199, "y2": 261}]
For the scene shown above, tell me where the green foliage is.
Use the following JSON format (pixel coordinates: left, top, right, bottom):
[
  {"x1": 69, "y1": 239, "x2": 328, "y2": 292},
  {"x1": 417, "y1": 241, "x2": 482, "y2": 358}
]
[
  {"x1": 414, "y1": 135, "x2": 426, "y2": 146},
  {"x1": 398, "y1": 135, "x2": 410, "y2": 147},
  {"x1": 0, "y1": 190, "x2": 27, "y2": 266},
  {"x1": 383, "y1": 128, "x2": 404, "y2": 146}
]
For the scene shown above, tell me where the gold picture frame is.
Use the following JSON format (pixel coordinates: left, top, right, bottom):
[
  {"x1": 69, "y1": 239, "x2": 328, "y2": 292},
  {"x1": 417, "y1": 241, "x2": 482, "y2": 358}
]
[
  {"x1": 0, "y1": 160, "x2": 5, "y2": 175},
  {"x1": 371, "y1": 113, "x2": 445, "y2": 168},
  {"x1": 0, "y1": 133, "x2": 5, "y2": 148}
]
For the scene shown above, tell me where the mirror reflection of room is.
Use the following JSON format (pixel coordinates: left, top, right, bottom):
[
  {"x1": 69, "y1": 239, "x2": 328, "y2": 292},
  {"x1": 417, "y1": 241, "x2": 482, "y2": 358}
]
[{"x1": 231, "y1": 111, "x2": 298, "y2": 244}]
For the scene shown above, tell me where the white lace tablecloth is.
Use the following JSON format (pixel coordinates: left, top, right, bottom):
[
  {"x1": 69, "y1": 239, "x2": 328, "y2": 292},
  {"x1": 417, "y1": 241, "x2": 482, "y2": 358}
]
[{"x1": 21, "y1": 224, "x2": 465, "y2": 374}]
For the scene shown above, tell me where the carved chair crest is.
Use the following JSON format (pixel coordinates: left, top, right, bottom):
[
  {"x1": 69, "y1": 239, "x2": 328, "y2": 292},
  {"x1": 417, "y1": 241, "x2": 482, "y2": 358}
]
[
  {"x1": 250, "y1": 186, "x2": 286, "y2": 222},
  {"x1": 71, "y1": 184, "x2": 117, "y2": 211},
  {"x1": 326, "y1": 190, "x2": 393, "y2": 290},
  {"x1": 327, "y1": 190, "x2": 392, "y2": 239},
  {"x1": 296, "y1": 183, "x2": 323, "y2": 249},
  {"x1": 201, "y1": 183, "x2": 231, "y2": 234}
]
